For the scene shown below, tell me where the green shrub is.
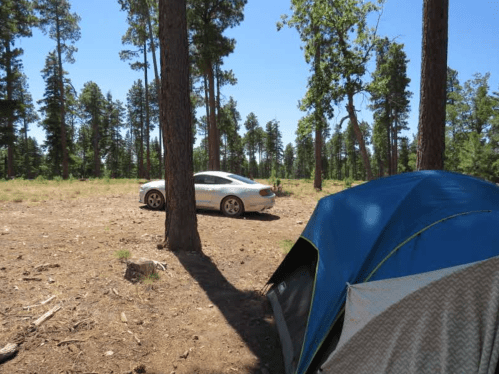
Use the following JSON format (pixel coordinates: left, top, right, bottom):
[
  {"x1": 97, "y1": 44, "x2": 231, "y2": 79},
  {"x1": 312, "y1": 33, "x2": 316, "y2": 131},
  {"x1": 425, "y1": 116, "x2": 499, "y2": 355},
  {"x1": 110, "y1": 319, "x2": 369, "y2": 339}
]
[
  {"x1": 343, "y1": 177, "x2": 354, "y2": 188},
  {"x1": 114, "y1": 250, "x2": 131, "y2": 260},
  {"x1": 35, "y1": 175, "x2": 47, "y2": 184}
]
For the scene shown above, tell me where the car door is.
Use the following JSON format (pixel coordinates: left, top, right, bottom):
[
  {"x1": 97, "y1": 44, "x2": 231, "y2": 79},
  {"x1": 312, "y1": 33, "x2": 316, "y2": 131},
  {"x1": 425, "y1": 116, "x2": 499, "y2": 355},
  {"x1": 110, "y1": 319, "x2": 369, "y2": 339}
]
[
  {"x1": 194, "y1": 175, "x2": 209, "y2": 207},
  {"x1": 200, "y1": 174, "x2": 219, "y2": 208},
  {"x1": 194, "y1": 175, "x2": 205, "y2": 208}
]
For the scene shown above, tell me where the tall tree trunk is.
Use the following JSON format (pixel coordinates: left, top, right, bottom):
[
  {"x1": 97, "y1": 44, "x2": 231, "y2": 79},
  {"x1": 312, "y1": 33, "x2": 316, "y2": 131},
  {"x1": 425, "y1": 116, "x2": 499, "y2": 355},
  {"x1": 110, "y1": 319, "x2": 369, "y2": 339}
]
[
  {"x1": 145, "y1": 4, "x2": 162, "y2": 178},
  {"x1": 215, "y1": 64, "x2": 223, "y2": 170},
  {"x1": 386, "y1": 110, "x2": 392, "y2": 176},
  {"x1": 144, "y1": 42, "x2": 151, "y2": 180},
  {"x1": 416, "y1": 0, "x2": 448, "y2": 170},
  {"x1": 5, "y1": 43, "x2": 14, "y2": 178},
  {"x1": 139, "y1": 91, "x2": 144, "y2": 178},
  {"x1": 159, "y1": 0, "x2": 201, "y2": 252},
  {"x1": 314, "y1": 119, "x2": 322, "y2": 189},
  {"x1": 203, "y1": 74, "x2": 209, "y2": 170},
  {"x1": 207, "y1": 62, "x2": 219, "y2": 170},
  {"x1": 392, "y1": 113, "x2": 398, "y2": 174},
  {"x1": 24, "y1": 116, "x2": 29, "y2": 178},
  {"x1": 346, "y1": 93, "x2": 373, "y2": 180},
  {"x1": 313, "y1": 24, "x2": 322, "y2": 190},
  {"x1": 56, "y1": 11, "x2": 69, "y2": 179},
  {"x1": 93, "y1": 115, "x2": 100, "y2": 177}
]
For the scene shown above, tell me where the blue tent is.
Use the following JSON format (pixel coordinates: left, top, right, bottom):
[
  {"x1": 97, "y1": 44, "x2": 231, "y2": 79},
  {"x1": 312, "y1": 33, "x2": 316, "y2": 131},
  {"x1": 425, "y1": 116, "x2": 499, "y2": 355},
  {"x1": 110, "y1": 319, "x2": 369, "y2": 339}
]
[{"x1": 267, "y1": 171, "x2": 499, "y2": 374}]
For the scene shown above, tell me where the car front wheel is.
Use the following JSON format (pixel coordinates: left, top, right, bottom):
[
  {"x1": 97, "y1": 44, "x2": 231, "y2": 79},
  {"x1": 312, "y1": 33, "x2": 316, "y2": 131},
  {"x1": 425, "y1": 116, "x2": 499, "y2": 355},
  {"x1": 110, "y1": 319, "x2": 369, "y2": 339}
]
[
  {"x1": 145, "y1": 190, "x2": 165, "y2": 210},
  {"x1": 221, "y1": 196, "x2": 244, "y2": 217}
]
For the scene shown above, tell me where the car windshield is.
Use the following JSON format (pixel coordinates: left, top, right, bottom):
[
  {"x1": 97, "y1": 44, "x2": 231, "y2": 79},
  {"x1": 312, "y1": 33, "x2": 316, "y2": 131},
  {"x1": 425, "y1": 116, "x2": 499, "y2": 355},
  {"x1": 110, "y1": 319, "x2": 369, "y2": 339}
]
[{"x1": 228, "y1": 174, "x2": 258, "y2": 184}]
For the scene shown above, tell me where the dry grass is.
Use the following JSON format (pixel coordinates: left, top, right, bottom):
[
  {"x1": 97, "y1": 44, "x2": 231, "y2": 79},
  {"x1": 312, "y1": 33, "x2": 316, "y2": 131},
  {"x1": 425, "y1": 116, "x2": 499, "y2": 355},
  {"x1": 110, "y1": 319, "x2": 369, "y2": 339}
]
[
  {"x1": 256, "y1": 178, "x2": 364, "y2": 201},
  {"x1": 0, "y1": 178, "x2": 148, "y2": 207},
  {"x1": 1, "y1": 177, "x2": 364, "y2": 208}
]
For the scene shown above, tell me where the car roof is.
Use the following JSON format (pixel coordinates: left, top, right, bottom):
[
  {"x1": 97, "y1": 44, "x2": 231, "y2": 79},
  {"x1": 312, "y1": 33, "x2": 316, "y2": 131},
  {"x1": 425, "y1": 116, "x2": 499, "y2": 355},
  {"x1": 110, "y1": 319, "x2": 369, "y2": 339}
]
[{"x1": 195, "y1": 171, "x2": 236, "y2": 178}]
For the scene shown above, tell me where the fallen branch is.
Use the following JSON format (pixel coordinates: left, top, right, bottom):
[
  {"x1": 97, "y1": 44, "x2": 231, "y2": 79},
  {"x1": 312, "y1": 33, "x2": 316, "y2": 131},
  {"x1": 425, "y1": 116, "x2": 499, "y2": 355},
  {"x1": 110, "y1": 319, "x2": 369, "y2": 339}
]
[
  {"x1": 73, "y1": 318, "x2": 93, "y2": 330},
  {"x1": 22, "y1": 277, "x2": 42, "y2": 282},
  {"x1": 33, "y1": 305, "x2": 61, "y2": 327},
  {"x1": 23, "y1": 295, "x2": 56, "y2": 310},
  {"x1": 150, "y1": 260, "x2": 166, "y2": 271},
  {"x1": 72, "y1": 350, "x2": 83, "y2": 369},
  {"x1": 1, "y1": 305, "x2": 62, "y2": 365},
  {"x1": 34, "y1": 263, "x2": 60, "y2": 272},
  {"x1": 57, "y1": 339, "x2": 86, "y2": 346},
  {"x1": 133, "y1": 334, "x2": 141, "y2": 345}
]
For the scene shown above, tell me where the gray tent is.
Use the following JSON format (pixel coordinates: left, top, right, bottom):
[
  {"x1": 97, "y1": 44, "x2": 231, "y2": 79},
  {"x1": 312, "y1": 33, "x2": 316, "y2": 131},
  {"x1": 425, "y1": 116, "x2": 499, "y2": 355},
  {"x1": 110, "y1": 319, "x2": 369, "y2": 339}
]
[{"x1": 320, "y1": 255, "x2": 499, "y2": 373}]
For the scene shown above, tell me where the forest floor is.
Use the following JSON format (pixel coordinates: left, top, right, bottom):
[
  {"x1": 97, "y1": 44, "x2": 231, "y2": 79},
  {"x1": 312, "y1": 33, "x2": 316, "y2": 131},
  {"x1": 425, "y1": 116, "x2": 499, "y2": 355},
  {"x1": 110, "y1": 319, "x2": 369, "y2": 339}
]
[{"x1": 0, "y1": 181, "x2": 326, "y2": 374}]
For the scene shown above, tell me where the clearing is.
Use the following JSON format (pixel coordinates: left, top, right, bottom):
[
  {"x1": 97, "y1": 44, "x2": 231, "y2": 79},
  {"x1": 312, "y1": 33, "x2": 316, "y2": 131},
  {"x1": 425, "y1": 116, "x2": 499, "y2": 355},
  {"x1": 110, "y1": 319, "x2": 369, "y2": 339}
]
[{"x1": 0, "y1": 180, "x2": 326, "y2": 374}]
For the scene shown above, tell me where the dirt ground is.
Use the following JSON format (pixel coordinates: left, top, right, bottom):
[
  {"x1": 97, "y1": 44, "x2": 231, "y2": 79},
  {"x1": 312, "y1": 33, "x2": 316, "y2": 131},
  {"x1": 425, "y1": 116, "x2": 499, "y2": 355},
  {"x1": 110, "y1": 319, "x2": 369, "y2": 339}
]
[{"x1": 0, "y1": 188, "x2": 318, "y2": 374}]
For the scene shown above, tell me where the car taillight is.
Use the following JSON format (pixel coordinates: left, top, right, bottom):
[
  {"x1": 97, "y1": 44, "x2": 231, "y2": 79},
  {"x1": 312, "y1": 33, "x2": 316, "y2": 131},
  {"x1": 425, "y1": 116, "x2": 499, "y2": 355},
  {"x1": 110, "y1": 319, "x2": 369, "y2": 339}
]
[{"x1": 259, "y1": 188, "x2": 272, "y2": 196}]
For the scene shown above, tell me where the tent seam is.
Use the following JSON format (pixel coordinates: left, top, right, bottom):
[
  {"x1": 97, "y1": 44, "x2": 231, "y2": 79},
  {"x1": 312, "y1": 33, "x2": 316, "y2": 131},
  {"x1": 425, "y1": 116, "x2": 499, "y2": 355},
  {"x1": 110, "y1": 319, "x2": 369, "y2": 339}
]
[{"x1": 363, "y1": 210, "x2": 492, "y2": 283}]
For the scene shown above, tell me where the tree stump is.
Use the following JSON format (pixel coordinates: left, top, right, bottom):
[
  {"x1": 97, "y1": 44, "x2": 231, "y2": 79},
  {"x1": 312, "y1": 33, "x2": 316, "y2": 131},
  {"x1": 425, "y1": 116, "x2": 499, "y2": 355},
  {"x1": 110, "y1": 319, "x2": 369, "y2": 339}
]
[{"x1": 124, "y1": 258, "x2": 156, "y2": 282}]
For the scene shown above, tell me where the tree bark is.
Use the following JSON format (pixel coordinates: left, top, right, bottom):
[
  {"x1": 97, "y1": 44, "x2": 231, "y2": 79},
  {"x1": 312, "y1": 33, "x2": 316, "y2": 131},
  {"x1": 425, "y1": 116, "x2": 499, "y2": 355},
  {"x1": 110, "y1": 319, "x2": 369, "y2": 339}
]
[
  {"x1": 207, "y1": 62, "x2": 219, "y2": 170},
  {"x1": 139, "y1": 90, "x2": 144, "y2": 178},
  {"x1": 313, "y1": 31, "x2": 322, "y2": 190},
  {"x1": 416, "y1": 0, "x2": 448, "y2": 170},
  {"x1": 203, "y1": 74, "x2": 210, "y2": 170},
  {"x1": 92, "y1": 109, "x2": 100, "y2": 178},
  {"x1": 145, "y1": 4, "x2": 162, "y2": 178},
  {"x1": 386, "y1": 110, "x2": 392, "y2": 176},
  {"x1": 215, "y1": 64, "x2": 225, "y2": 171},
  {"x1": 144, "y1": 41, "x2": 151, "y2": 180},
  {"x1": 392, "y1": 113, "x2": 398, "y2": 174},
  {"x1": 55, "y1": 9, "x2": 69, "y2": 179},
  {"x1": 159, "y1": 0, "x2": 201, "y2": 252},
  {"x1": 347, "y1": 94, "x2": 373, "y2": 180},
  {"x1": 5, "y1": 43, "x2": 15, "y2": 178}
]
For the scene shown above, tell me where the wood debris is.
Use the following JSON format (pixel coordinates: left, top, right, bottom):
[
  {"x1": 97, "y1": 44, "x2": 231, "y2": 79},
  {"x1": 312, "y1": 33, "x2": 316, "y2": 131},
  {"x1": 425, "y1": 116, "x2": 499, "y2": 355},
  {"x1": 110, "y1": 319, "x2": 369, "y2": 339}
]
[{"x1": 23, "y1": 295, "x2": 56, "y2": 310}]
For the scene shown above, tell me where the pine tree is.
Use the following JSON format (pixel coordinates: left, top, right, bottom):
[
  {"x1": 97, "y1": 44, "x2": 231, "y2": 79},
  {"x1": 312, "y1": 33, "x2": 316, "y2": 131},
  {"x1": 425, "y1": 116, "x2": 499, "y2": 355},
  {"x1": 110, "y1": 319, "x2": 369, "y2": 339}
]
[
  {"x1": 0, "y1": 0, "x2": 36, "y2": 177},
  {"x1": 283, "y1": 143, "x2": 295, "y2": 179},
  {"x1": 295, "y1": 115, "x2": 314, "y2": 179},
  {"x1": 14, "y1": 73, "x2": 39, "y2": 178},
  {"x1": 79, "y1": 81, "x2": 105, "y2": 177},
  {"x1": 369, "y1": 39, "x2": 412, "y2": 175},
  {"x1": 159, "y1": 0, "x2": 201, "y2": 251},
  {"x1": 38, "y1": 51, "x2": 67, "y2": 176},
  {"x1": 217, "y1": 96, "x2": 240, "y2": 172},
  {"x1": 445, "y1": 67, "x2": 465, "y2": 171},
  {"x1": 119, "y1": 0, "x2": 162, "y2": 174},
  {"x1": 103, "y1": 93, "x2": 126, "y2": 178},
  {"x1": 416, "y1": 0, "x2": 448, "y2": 170},
  {"x1": 188, "y1": 0, "x2": 247, "y2": 171},
  {"x1": 243, "y1": 112, "x2": 259, "y2": 178},
  {"x1": 119, "y1": 0, "x2": 156, "y2": 179},
  {"x1": 35, "y1": 0, "x2": 81, "y2": 179},
  {"x1": 126, "y1": 80, "x2": 147, "y2": 178}
]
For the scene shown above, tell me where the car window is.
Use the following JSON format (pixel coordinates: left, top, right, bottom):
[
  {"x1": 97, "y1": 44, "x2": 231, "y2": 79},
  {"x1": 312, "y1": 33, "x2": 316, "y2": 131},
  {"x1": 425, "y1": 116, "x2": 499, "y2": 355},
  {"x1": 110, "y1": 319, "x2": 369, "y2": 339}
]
[
  {"x1": 194, "y1": 175, "x2": 205, "y2": 184},
  {"x1": 215, "y1": 177, "x2": 232, "y2": 185},
  {"x1": 203, "y1": 175, "x2": 217, "y2": 184},
  {"x1": 228, "y1": 174, "x2": 258, "y2": 184}
]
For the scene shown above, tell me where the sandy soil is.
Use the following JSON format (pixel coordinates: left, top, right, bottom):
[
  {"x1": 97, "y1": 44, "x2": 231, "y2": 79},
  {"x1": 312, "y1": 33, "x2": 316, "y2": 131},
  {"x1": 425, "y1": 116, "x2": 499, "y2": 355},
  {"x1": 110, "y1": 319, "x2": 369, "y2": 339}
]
[{"x1": 0, "y1": 189, "x2": 317, "y2": 374}]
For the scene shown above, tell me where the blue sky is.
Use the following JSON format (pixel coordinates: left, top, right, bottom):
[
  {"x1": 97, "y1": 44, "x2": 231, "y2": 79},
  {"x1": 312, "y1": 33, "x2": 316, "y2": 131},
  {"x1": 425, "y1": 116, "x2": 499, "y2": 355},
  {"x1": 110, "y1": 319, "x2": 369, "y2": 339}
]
[{"x1": 16, "y1": 0, "x2": 499, "y2": 149}]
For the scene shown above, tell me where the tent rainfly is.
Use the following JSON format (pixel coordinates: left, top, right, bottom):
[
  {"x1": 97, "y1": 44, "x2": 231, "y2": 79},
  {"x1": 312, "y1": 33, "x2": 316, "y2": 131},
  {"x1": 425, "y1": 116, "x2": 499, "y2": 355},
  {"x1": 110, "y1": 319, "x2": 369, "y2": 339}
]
[{"x1": 266, "y1": 171, "x2": 499, "y2": 374}]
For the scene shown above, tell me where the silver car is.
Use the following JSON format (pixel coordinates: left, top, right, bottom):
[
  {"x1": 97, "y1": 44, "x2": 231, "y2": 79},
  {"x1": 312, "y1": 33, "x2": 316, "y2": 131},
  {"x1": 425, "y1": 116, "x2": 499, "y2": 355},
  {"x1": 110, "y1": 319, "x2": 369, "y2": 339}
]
[{"x1": 139, "y1": 171, "x2": 276, "y2": 217}]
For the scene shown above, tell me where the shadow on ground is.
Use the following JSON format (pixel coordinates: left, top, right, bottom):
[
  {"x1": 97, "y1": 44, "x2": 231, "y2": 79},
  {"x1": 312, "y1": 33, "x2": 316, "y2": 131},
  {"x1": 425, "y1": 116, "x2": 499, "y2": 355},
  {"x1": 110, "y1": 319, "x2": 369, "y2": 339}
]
[
  {"x1": 139, "y1": 205, "x2": 281, "y2": 222},
  {"x1": 196, "y1": 209, "x2": 280, "y2": 221},
  {"x1": 173, "y1": 250, "x2": 284, "y2": 374}
]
